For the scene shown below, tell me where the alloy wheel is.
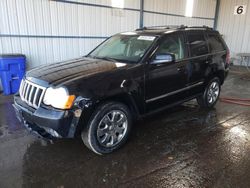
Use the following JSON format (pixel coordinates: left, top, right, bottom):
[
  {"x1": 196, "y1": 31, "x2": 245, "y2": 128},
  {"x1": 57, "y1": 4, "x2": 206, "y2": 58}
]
[
  {"x1": 97, "y1": 110, "x2": 128, "y2": 147},
  {"x1": 207, "y1": 81, "x2": 220, "y2": 104}
]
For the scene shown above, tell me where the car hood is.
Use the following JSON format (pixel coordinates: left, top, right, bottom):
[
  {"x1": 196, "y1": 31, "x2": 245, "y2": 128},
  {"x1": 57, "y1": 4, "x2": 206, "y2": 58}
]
[{"x1": 26, "y1": 57, "x2": 136, "y2": 86}]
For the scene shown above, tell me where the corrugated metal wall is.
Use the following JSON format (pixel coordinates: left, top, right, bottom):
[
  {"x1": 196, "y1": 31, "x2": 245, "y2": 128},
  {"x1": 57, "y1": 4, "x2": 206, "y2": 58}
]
[
  {"x1": 0, "y1": 0, "x2": 140, "y2": 69},
  {"x1": 217, "y1": 0, "x2": 250, "y2": 64},
  {"x1": 0, "y1": 0, "x2": 216, "y2": 69},
  {"x1": 144, "y1": 0, "x2": 216, "y2": 27}
]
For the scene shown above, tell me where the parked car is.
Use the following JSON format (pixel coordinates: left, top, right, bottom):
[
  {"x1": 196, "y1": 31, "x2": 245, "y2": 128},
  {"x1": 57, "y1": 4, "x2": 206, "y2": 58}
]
[{"x1": 13, "y1": 25, "x2": 229, "y2": 154}]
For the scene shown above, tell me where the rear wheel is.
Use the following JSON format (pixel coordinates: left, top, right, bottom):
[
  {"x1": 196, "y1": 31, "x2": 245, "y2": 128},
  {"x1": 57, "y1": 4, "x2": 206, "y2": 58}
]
[
  {"x1": 81, "y1": 102, "x2": 132, "y2": 155},
  {"x1": 197, "y1": 77, "x2": 221, "y2": 108}
]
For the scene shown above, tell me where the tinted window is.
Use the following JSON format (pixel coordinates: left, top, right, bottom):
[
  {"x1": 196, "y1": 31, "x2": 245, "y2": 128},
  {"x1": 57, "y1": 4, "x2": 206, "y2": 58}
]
[
  {"x1": 207, "y1": 34, "x2": 225, "y2": 53},
  {"x1": 156, "y1": 35, "x2": 185, "y2": 60},
  {"x1": 187, "y1": 33, "x2": 209, "y2": 57}
]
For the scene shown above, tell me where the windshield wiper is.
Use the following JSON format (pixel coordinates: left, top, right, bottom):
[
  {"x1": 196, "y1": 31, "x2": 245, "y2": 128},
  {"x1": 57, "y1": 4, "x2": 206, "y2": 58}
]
[
  {"x1": 101, "y1": 57, "x2": 118, "y2": 62},
  {"x1": 93, "y1": 56, "x2": 118, "y2": 63},
  {"x1": 87, "y1": 55, "x2": 126, "y2": 63}
]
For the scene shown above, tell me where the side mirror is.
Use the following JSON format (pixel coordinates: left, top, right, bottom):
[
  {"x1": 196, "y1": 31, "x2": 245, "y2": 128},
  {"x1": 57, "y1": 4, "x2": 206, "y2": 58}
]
[{"x1": 151, "y1": 53, "x2": 175, "y2": 64}]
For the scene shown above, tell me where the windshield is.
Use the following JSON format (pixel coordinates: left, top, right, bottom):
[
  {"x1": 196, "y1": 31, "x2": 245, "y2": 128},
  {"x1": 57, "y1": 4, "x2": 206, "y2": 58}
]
[{"x1": 88, "y1": 34, "x2": 156, "y2": 63}]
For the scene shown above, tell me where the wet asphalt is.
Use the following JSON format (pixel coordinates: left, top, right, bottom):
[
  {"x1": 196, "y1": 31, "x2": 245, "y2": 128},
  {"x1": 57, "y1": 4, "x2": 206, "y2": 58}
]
[{"x1": 0, "y1": 70, "x2": 250, "y2": 188}]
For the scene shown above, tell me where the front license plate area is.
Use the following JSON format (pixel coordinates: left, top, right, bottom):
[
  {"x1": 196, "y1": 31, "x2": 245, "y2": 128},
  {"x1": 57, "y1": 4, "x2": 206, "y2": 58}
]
[{"x1": 13, "y1": 104, "x2": 23, "y2": 123}]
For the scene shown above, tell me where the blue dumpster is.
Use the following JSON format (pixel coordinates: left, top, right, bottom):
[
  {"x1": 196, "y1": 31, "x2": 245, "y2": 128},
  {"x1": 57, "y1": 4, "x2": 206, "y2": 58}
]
[{"x1": 0, "y1": 54, "x2": 26, "y2": 95}]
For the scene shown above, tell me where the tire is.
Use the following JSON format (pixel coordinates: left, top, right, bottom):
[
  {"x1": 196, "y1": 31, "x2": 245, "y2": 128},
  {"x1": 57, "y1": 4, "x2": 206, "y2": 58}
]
[
  {"x1": 81, "y1": 101, "x2": 132, "y2": 155},
  {"x1": 196, "y1": 77, "x2": 221, "y2": 108}
]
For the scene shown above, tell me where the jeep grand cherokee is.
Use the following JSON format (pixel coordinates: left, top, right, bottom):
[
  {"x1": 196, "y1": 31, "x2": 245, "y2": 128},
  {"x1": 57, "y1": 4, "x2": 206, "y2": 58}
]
[{"x1": 13, "y1": 25, "x2": 229, "y2": 154}]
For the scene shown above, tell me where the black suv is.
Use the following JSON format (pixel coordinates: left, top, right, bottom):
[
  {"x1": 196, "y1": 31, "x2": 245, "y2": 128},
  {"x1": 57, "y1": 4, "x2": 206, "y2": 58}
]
[{"x1": 13, "y1": 25, "x2": 229, "y2": 154}]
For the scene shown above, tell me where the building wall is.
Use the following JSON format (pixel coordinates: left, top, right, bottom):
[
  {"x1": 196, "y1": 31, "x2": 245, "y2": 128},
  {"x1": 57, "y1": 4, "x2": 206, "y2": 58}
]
[
  {"x1": 0, "y1": 0, "x2": 217, "y2": 70},
  {"x1": 0, "y1": 0, "x2": 140, "y2": 69},
  {"x1": 144, "y1": 0, "x2": 216, "y2": 27},
  {"x1": 217, "y1": 0, "x2": 250, "y2": 65}
]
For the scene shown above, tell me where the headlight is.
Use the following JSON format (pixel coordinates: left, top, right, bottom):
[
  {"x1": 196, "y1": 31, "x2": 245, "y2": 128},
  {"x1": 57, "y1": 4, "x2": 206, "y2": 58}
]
[{"x1": 43, "y1": 87, "x2": 75, "y2": 109}]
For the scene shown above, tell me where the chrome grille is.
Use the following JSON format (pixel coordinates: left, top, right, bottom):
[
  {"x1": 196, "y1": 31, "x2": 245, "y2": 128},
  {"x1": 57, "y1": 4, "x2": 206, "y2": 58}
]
[{"x1": 19, "y1": 79, "x2": 46, "y2": 109}]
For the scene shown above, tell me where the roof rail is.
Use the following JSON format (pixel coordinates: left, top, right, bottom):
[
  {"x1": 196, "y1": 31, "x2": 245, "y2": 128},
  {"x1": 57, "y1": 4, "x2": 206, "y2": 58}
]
[
  {"x1": 135, "y1": 25, "x2": 186, "y2": 31},
  {"x1": 185, "y1": 25, "x2": 213, "y2": 30},
  {"x1": 135, "y1": 25, "x2": 213, "y2": 31}
]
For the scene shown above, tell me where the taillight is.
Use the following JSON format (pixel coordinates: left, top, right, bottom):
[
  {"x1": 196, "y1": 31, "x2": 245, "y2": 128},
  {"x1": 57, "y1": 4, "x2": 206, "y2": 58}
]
[{"x1": 226, "y1": 51, "x2": 230, "y2": 64}]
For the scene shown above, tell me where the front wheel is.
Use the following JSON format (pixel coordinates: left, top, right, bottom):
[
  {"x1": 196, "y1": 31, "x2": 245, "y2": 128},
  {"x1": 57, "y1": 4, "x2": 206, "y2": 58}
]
[
  {"x1": 196, "y1": 77, "x2": 221, "y2": 108},
  {"x1": 81, "y1": 102, "x2": 132, "y2": 155}
]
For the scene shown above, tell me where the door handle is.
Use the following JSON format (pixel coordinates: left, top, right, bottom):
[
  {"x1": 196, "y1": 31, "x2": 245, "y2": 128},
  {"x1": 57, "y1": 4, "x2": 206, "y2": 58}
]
[
  {"x1": 177, "y1": 67, "x2": 185, "y2": 72},
  {"x1": 155, "y1": 63, "x2": 165, "y2": 67}
]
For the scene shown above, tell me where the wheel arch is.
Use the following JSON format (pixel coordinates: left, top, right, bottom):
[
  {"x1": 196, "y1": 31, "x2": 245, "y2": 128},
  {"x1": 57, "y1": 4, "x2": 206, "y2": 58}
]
[
  {"x1": 74, "y1": 93, "x2": 141, "y2": 137},
  {"x1": 99, "y1": 93, "x2": 141, "y2": 121},
  {"x1": 205, "y1": 69, "x2": 225, "y2": 85},
  {"x1": 214, "y1": 70, "x2": 225, "y2": 85}
]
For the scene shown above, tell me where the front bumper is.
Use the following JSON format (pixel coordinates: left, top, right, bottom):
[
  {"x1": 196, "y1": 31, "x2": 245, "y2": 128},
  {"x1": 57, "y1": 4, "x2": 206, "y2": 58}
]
[{"x1": 13, "y1": 95, "x2": 81, "y2": 139}]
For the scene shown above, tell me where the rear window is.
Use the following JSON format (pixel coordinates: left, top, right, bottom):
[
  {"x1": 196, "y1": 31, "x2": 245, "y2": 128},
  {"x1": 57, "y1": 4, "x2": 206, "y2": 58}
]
[
  {"x1": 187, "y1": 33, "x2": 209, "y2": 57},
  {"x1": 207, "y1": 34, "x2": 225, "y2": 53}
]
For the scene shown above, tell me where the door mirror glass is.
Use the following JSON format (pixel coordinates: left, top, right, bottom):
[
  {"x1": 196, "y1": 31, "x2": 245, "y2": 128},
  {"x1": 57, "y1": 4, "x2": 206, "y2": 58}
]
[{"x1": 151, "y1": 53, "x2": 175, "y2": 64}]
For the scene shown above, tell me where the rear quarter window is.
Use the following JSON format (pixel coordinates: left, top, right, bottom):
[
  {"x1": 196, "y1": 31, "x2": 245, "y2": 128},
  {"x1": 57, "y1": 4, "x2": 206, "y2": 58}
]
[
  {"x1": 207, "y1": 34, "x2": 225, "y2": 53},
  {"x1": 187, "y1": 33, "x2": 209, "y2": 57}
]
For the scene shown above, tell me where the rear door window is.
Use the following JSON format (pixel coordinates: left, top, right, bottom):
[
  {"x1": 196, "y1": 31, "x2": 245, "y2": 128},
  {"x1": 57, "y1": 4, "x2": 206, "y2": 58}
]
[
  {"x1": 187, "y1": 33, "x2": 209, "y2": 57},
  {"x1": 207, "y1": 34, "x2": 225, "y2": 53}
]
